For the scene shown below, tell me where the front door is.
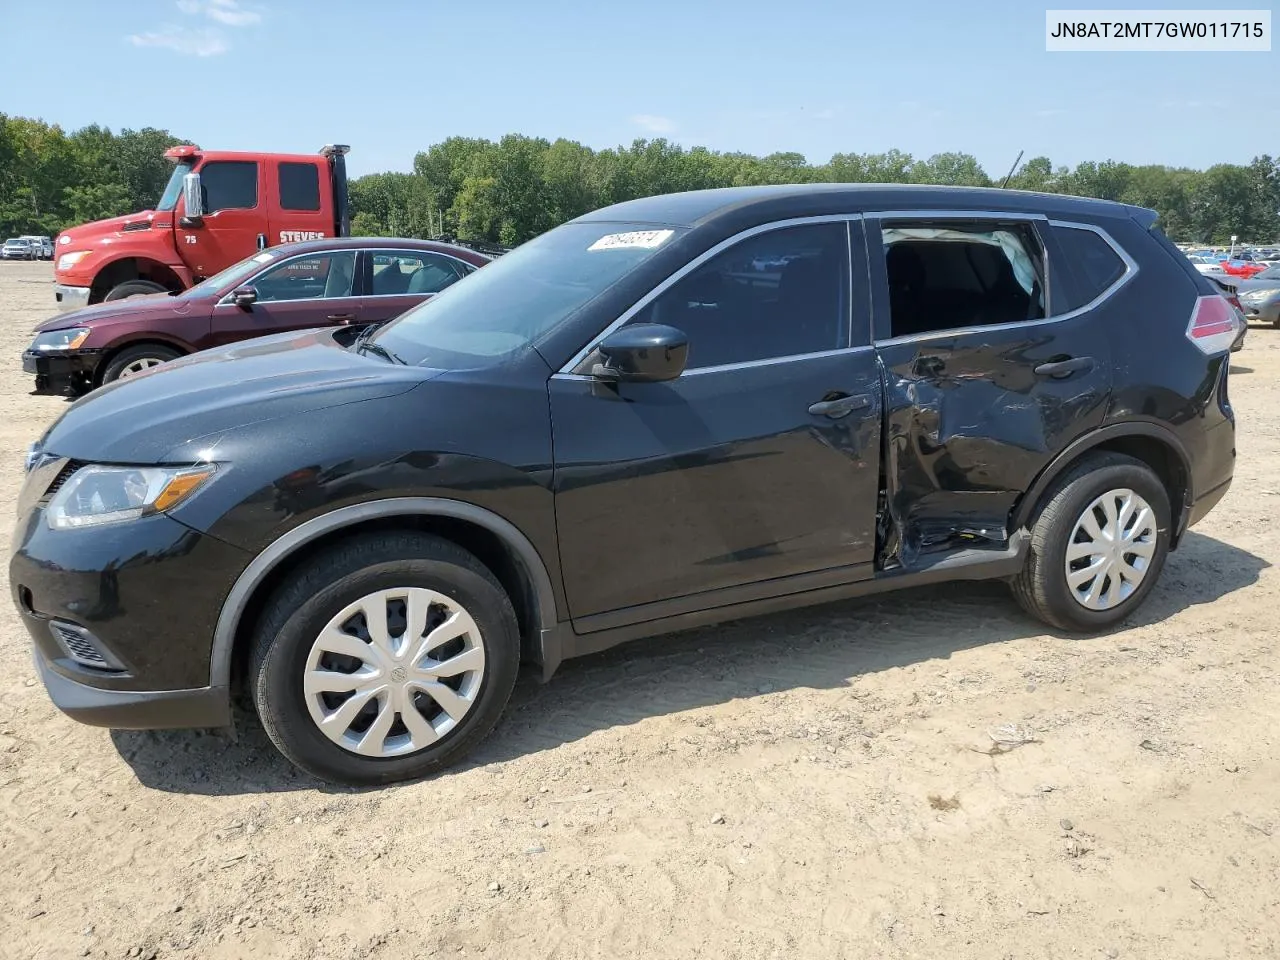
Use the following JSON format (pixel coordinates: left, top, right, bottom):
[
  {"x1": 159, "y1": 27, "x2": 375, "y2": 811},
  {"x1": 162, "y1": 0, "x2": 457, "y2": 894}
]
[
  {"x1": 868, "y1": 214, "x2": 1116, "y2": 567},
  {"x1": 207, "y1": 249, "x2": 362, "y2": 348},
  {"x1": 551, "y1": 219, "x2": 884, "y2": 627},
  {"x1": 176, "y1": 159, "x2": 270, "y2": 279}
]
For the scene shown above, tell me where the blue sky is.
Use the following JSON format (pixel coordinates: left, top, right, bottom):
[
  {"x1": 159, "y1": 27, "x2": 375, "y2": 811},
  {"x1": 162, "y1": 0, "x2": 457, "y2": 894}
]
[{"x1": 1, "y1": 0, "x2": 1276, "y2": 178}]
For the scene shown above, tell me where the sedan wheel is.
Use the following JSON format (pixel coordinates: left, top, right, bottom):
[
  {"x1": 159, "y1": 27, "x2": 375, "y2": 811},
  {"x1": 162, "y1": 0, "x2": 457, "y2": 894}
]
[{"x1": 119, "y1": 357, "x2": 166, "y2": 378}]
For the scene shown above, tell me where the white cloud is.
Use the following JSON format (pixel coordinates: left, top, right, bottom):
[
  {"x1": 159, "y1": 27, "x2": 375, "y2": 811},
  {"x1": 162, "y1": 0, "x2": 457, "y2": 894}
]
[
  {"x1": 631, "y1": 114, "x2": 676, "y2": 134},
  {"x1": 128, "y1": 26, "x2": 228, "y2": 57},
  {"x1": 127, "y1": 0, "x2": 261, "y2": 57},
  {"x1": 177, "y1": 0, "x2": 262, "y2": 26}
]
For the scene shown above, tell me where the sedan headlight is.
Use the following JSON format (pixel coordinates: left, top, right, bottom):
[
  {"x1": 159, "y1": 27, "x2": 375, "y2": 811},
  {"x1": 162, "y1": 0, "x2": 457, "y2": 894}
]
[
  {"x1": 57, "y1": 251, "x2": 91, "y2": 271},
  {"x1": 46, "y1": 464, "x2": 217, "y2": 530},
  {"x1": 31, "y1": 328, "x2": 91, "y2": 352},
  {"x1": 1240, "y1": 287, "x2": 1280, "y2": 302}
]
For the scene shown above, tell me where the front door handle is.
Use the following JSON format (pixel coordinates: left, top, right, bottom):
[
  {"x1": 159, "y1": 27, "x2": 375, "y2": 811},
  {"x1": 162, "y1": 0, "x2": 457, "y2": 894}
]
[
  {"x1": 1034, "y1": 356, "x2": 1095, "y2": 378},
  {"x1": 808, "y1": 393, "x2": 871, "y2": 419},
  {"x1": 327, "y1": 313, "x2": 358, "y2": 324}
]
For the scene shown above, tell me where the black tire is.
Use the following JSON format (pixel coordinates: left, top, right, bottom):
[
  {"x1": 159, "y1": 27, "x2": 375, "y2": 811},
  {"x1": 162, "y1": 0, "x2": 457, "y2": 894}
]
[
  {"x1": 102, "y1": 279, "x2": 168, "y2": 302},
  {"x1": 248, "y1": 532, "x2": 520, "y2": 785},
  {"x1": 99, "y1": 344, "x2": 182, "y2": 384},
  {"x1": 1012, "y1": 452, "x2": 1171, "y2": 632}
]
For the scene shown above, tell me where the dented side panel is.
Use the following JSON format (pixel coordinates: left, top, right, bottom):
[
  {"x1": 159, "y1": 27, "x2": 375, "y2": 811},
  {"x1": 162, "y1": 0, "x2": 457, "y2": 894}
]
[{"x1": 875, "y1": 330, "x2": 1112, "y2": 566}]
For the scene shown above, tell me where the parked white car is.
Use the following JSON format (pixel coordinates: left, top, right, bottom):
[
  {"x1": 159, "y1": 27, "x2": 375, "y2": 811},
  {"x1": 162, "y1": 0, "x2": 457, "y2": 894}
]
[{"x1": 1187, "y1": 254, "x2": 1226, "y2": 275}]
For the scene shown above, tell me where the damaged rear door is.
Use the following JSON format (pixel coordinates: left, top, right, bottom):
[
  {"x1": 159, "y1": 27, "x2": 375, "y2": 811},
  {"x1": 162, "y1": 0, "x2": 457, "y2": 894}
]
[{"x1": 867, "y1": 213, "x2": 1118, "y2": 569}]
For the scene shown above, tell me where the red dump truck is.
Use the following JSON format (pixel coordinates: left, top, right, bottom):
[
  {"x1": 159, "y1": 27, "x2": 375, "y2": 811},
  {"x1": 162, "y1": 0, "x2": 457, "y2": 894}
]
[{"x1": 52, "y1": 143, "x2": 351, "y2": 311}]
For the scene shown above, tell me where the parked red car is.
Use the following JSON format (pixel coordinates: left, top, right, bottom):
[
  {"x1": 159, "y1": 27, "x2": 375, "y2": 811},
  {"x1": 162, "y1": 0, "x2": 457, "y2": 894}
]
[{"x1": 24, "y1": 238, "x2": 492, "y2": 394}]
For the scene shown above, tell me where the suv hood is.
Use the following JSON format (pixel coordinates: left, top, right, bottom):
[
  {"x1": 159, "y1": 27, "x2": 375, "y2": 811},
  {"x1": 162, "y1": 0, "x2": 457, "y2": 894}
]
[
  {"x1": 36, "y1": 329, "x2": 437, "y2": 464},
  {"x1": 34, "y1": 293, "x2": 195, "y2": 333}
]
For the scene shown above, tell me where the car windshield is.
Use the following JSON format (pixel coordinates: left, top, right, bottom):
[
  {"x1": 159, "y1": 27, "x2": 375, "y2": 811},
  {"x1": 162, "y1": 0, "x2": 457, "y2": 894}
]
[
  {"x1": 1256, "y1": 264, "x2": 1280, "y2": 280},
  {"x1": 370, "y1": 221, "x2": 686, "y2": 368},
  {"x1": 178, "y1": 249, "x2": 278, "y2": 298},
  {"x1": 156, "y1": 161, "x2": 193, "y2": 212}
]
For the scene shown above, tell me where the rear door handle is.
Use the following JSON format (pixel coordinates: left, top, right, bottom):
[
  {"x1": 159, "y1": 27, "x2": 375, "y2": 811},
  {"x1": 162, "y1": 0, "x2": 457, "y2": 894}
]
[
  {"x1": 808, "y1": 393, "x2": 871, "y2": 419},
  {"x1": 1034, "y1": 356, "x2": 1094, "y2": 378},
  {"x1": 327, "y1": 313, "x2": 358, "y2": 324}
]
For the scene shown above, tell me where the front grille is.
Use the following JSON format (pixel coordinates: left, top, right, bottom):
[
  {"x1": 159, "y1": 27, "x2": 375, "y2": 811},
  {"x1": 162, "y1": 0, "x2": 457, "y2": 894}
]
[
  {"x1": 48, "y1": 621, "x2": 122, "y2": 671},
  {"x1": 41, "y1": 460, "x2": 83, "y2": 502}
]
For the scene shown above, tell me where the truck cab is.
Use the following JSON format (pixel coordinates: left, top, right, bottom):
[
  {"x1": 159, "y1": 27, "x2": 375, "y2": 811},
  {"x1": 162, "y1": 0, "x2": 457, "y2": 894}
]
[{"x1": 52, "y1": 144, "x2": 350, "y2": 311}]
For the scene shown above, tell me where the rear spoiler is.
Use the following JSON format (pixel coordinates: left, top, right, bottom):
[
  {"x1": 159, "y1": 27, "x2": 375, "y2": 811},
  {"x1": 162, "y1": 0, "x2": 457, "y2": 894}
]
[{"x1": 321, "y1": 144, "x2": 351, "y2": 238}]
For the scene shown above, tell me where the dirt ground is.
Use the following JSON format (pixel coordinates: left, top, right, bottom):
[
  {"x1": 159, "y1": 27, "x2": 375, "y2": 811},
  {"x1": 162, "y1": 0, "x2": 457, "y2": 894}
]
[{"x1": 0, "y1": 259, "x2": 1276, "y2": 960}]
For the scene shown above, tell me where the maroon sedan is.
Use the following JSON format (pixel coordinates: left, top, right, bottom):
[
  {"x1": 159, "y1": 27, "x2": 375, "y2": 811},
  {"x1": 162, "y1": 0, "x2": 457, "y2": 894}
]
[{"x1": 23, "y1": 238, "x2": 493, "y2": 395}]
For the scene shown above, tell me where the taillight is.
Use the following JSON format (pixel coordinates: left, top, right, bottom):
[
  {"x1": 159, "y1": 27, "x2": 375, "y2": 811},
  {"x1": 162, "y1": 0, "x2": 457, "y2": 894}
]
[{"x1": 1185, "y1": 294, "x2": 1241, "y2": 355}]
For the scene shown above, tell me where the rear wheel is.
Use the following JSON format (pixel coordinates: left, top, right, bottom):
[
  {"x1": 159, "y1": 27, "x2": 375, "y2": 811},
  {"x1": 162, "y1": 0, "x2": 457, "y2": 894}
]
[
  {"x1": 103, "y1": 279, "x2": 168, "y2": 302},
  {"x1": 249, "y1": 533, "x2": 521, "y2": 785},
  {"x1": 1012, "y1": 453, "x2": 1171, "y2": 632},
  {"x1": 99, "y1": 344, "x2": 181, "y2": 384}
]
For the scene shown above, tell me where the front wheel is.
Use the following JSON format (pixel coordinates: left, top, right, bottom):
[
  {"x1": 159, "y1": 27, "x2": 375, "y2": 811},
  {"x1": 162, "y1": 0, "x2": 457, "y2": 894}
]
[
  {"x1": 249, "y1": 533, "x2": 521, "y2": 785},
  {"x1": 102, "y1": 279, "x2": 169, "y2": 302},
  {"x1": 99, "y1": 344, "x2": 181, "y2": 384},
  {"x1": 1012, "y1": 453, "x2": 1171, "y2": 632}
]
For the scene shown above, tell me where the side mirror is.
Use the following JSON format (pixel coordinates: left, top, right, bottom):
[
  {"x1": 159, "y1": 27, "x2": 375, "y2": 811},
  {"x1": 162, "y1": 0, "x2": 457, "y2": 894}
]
[
  {"x1": 592, "y1": 323, "x2": 688, "y2": 383},
  {"x1": 182, "y1": 172, "x2": 204, "y2": 221},
  {"x1": 232, "y1": 285, "x2": 257, "y2": 308}
]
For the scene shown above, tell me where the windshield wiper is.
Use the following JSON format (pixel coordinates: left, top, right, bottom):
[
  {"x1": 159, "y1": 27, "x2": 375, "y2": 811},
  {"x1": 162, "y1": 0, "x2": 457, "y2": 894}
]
[
  {"x1": 356, "y1": 339, "x2": 405, "y2": 365},
  {"x1": 350, "y1": 323, "x2": 404, "y2": 364}
]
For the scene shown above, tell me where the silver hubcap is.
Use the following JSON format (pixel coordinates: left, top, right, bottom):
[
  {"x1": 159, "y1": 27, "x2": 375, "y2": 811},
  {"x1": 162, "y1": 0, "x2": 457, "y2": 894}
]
[
  {"x1": 119, "y1": 357, "x2": 165, "y2": 378},
  {"x1": 303, "y1": 587, "x2": 486, "y2": 757},
  {"x1": 1064, "y1": 488, "x2": 1157, "y2": 611}
]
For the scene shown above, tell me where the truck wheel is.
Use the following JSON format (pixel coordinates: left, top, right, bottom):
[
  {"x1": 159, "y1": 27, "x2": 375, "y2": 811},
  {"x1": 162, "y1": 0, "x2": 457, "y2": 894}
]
[
  {"x1": 103, "y1": 279, "x2": 169, "y2": 302},
  {"x1": 1012, "y1": 453, "x2": 1171, "y2": 632},
  {"x1": 100, "y1": 345, "x2": 181, "y2": 383},
  {"x1": 248, "y1": 532, "x2": 521, "y2": 785}
]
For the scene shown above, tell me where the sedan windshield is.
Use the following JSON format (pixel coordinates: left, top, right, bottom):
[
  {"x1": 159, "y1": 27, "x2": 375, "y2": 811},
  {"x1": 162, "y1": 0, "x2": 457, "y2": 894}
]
[
  {"x1": 1255, "y1": 264, "x2": 1280, "y2": 280},
  {"x1": 179, "y1": 249, "x2": 277, "y2": 298},
  {"x1": 370, "y1": 221, "x2": 686, "y2": 368}
]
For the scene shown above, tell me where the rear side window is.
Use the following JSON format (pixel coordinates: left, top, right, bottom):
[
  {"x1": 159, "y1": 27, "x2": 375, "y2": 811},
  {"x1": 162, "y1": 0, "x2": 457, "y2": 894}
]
[
  {"x1": 1052, "y1": 224, "x2": 1126, "y2": 311},
  {"x1": 279, "y1": 162, "x2": 321, "y2": 212},
  {"x1": 882, "y1": 221, "x2": 1045, "y2": 338},
  {"x1": 200, "y1": 161, "x2": 258, "y2": 213}
]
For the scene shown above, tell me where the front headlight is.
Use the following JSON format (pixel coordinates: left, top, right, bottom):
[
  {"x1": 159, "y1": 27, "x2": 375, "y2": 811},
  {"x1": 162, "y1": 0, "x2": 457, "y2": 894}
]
[
  {"x1": 1240, "y1": 287, "x2": 1280, "y2": 302},
  {"x1": 57, "y1": 251, "x2": 91, "y2": 271},
  {"x1": 31, "y1": 328, "x2": 90, "y2": 352},
  {"x1": 46, "y1": 464, "x2": 217, "y2": 530}
]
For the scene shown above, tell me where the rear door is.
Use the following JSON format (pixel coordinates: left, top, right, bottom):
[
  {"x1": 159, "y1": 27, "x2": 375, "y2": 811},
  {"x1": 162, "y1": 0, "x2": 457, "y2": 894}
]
[
  {"x1": 267, "y1": 158, "x2": 336, "y2": 248},
  {"x1": 868, "y1": 213, "x2": 1121, "y2": 567},
  {"x1": 550, "y1": 218, "x2": 884, "y2": 627},
  {"x1": 207, "y1": 248, "x2": 362, "y2": 347},
  {"x1": 176, "y1": 159, "x2": 269, "y2": 278},
  {"x1": 362, "y1": 249, "x2": 474, "y2": 323}
]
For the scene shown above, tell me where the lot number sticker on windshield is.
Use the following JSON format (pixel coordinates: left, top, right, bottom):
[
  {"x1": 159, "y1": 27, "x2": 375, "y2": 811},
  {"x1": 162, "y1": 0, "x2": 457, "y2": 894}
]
[{"x1": 588, "y1": 229, "x2": 674, "y2": 252}]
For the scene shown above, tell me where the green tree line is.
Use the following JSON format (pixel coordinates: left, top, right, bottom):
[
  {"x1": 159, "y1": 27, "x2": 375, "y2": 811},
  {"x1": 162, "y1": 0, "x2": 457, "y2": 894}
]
[{"x1": 3, "y1": 114, "x2": 1277, "y2": 246}]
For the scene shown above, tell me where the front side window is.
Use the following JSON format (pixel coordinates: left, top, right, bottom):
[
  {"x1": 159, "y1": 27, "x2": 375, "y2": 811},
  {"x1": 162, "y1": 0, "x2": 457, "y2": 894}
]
[
  {"x1": 249, "y1": 251, "x2": 356, "y2": 302},
  {"x1": 625, "y1": 222, "x2": 850, "y2": 369},
  {"x1": 279, "y1": 162, "x2": 321, "y2": 212},
  {"x1": 882, "y1": 221, "x2": 1045, "y2": 338},
  {"x1": 370, "y1": 251, "x2": 467, "y2": 296},
  {"x1": 200, "y1": 161, "x2": 258, "y2": 213}
]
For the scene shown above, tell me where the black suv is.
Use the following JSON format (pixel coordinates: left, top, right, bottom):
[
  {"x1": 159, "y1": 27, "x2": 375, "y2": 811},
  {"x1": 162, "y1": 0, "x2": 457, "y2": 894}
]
[{"x1": 11, "y1": 185, "x2": 1239, "y2": 785}]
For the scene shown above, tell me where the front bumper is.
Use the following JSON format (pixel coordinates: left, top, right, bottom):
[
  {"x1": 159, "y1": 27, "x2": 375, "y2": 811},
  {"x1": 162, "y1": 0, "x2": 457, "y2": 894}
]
[
  {"x1": 54, "y1": 283, "x2": 92, "y2": 312},
  {"x1": 10, "y1": 492, "x2": 252, "y2": 728},
  {"x1": 32, "y1": 647, "x2": 230, "y2": 729},
  {"x1": 23, "y1": 348, "x2": 103, "y2": 394},
  {"x1": 1240, "y1": 299, "x2": 1280, "y2": 325}
]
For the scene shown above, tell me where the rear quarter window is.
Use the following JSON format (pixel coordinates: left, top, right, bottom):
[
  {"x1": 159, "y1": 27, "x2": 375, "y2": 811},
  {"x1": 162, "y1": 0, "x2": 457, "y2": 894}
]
[{"x1": 1051, "y1": 224, "x2": 1127, "y2": 311}]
